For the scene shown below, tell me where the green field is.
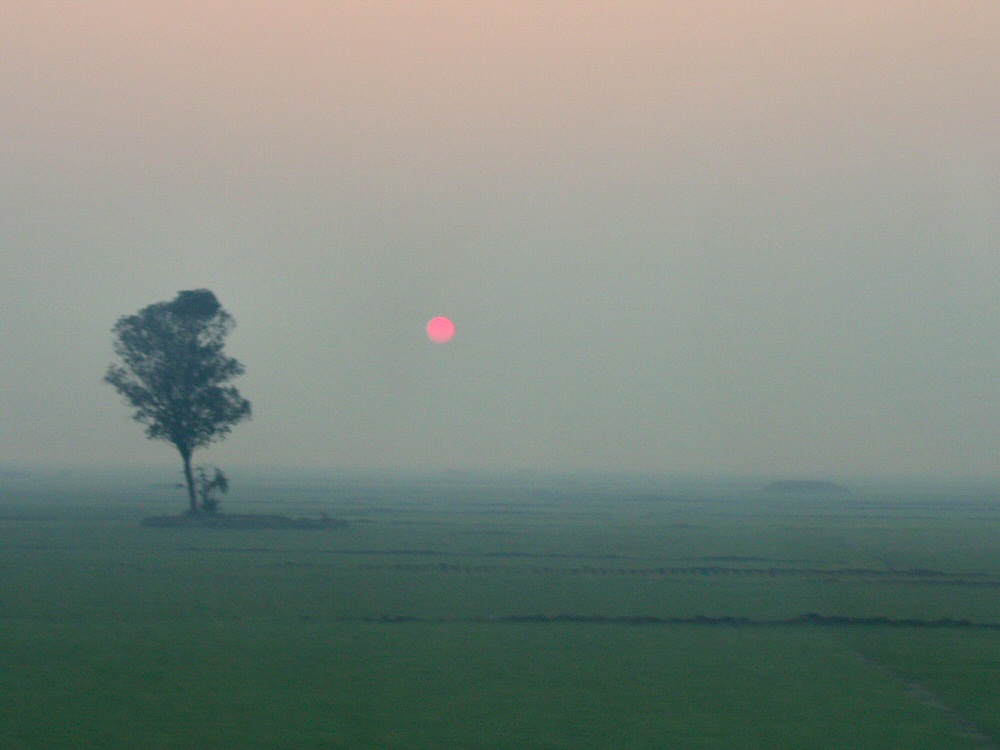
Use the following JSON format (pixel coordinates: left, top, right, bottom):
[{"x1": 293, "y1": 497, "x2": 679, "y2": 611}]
[{"x1": 2, "y1": 470, "x2": 999, "y2": 748}]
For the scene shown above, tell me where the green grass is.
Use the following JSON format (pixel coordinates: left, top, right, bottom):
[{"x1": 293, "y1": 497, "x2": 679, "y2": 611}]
[
  {"x1": 1, "y1": 472, "x2": 998, "y2": 748},
  {"x1": 1, "y1": 622, "x2": 981, "y2": 749}
]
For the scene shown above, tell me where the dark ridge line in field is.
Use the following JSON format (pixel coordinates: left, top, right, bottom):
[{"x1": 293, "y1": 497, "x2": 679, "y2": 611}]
[
  {"x1": 358, "y1": 507, "x2": 556, "y2": 516},
  {"x1": 854, "y1": 651, "x2": 999, "y2": 749},
  {"x1": 688, "y1": 556, "x2": 809, "y2": 563},
  {"x1": 350, "y1": 561, "x2": 1000, "y2": 585},
  {"x1": 186, "y1": 547, "x2": 632, "y2": 560},
  {"x1": 177, "y1": 547, "x2": 996, "y2": 580},
  {"x1": 302, "y1": 614, "x2": 1000, "y2": 630}
]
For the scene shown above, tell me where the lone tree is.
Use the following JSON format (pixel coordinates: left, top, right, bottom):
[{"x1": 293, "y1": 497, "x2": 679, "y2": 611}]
[{"x1": 105, "y1": 289, "x2": 251, "y2": 513}]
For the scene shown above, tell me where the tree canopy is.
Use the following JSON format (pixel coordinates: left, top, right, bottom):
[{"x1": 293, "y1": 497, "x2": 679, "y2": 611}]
[{"x1": 105, "y1": 289, "x2": 251, "y2": 512}]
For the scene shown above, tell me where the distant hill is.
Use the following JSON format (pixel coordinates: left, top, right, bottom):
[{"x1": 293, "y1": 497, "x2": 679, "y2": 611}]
[{"x1": 762, "y1": 480, "x2": 849, "y2": 495}]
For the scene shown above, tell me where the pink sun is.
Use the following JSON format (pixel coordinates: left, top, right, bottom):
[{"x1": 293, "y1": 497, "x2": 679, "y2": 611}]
[{"x1": 426, "y1": 316, "x2": 455, "y2": 343}]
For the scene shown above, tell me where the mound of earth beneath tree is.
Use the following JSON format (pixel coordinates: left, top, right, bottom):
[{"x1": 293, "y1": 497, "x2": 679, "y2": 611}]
[
  {"x1": 141, "y1": 514, "x2": 348, "y2": 530},
  {"x1": 763, "y1": 480, "x2": 849, "y2": 495}
]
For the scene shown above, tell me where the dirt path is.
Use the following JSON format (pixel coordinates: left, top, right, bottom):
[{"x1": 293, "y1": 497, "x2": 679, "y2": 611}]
[{"x1": 854, "y1": 650, "x2": 997, "y2": 749}]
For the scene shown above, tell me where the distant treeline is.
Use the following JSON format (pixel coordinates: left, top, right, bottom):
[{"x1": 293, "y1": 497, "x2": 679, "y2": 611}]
[{"x1": 763, "y1": 480, "x2": 849, "y2": 494}]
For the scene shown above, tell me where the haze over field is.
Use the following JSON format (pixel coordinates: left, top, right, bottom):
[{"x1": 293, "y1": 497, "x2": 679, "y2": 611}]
[{"x1": 2, "y1": 2, "x2": 999, "y2": 479}]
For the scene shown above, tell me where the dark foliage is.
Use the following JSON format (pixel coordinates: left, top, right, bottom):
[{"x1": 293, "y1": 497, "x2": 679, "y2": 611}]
[
  {"x1": 195, "y1": 466, "x2": 228, "y2": 514},
  {"x1": 105, "y1": 290, "x2": 251, "y2": 512}
]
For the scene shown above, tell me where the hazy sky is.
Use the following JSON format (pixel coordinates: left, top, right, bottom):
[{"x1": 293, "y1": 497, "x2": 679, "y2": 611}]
[{"x1": 3, "y1": 2, "x2": 999, "y2": 479}]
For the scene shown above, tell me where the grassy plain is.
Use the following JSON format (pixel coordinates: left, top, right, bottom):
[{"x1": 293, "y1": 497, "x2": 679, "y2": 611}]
[{"x1": 1, "y1": 469, "x2": 998, "y2": 748}]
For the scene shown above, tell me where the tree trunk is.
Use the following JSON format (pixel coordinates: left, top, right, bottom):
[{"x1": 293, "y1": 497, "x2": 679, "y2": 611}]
[{"x1": 181, "y1": 449, "x2": 198, "y2": 513}]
